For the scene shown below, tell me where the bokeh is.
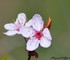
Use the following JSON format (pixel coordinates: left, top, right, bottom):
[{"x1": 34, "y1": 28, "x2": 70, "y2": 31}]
[{"x1": 0, "y1": 0, "x2": 70, "y2": 60}]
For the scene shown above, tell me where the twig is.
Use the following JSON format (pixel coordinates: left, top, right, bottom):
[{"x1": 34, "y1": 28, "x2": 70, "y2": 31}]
[
  {"x1": 24, "y1": 37, "x2": 27, "y2": 43},
  {"x1": 28, "y1": 55, "x2": 31, "y2": 60},
  {"x1": 24, "y1": 37, "x2": 31, "y2": 60}
]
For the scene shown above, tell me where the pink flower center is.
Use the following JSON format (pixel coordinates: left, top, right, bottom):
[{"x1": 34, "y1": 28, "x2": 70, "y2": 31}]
[
  {"x1": 35, "y1": 31, "x2": 43, "y2": 40},
  {"x1": 16, "y1": 28, "x2": 20, "y2": 31},
  {"x1": 16, "y1": 24, "x2": 20, "y2": 31}
]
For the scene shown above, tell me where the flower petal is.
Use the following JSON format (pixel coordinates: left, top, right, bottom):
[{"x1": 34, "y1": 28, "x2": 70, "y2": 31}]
[
  {"x1": 26, "y1": 37, "x2": 39, "y2": 51},
  {"x1": 20, "y1": 26, "x2": 35, "y2": 38},
  {"x1": 15, "y1": 13, "x2": 26, "y2": 25},
  {"x1": 43, "y1": 28, "x2": 52, "y2": 40},
  {"x1": 32, "y1": 14, "x2": 44, "y2": 31},
  {"x1": 40, "y1": 36, "x2": 51, "y2": 48},
  {"x1": 33, "y1": 14, "x2": 42, "y2": 20},
  {"x1": 4, "y1": 23, "x2": 16, "y2": 31},
  {"x1": 25, "y1": 19, "x2": 32, "y2": 27},
  {"x1": 4, "y1": 31, "x2": 17, "y2": 36}
]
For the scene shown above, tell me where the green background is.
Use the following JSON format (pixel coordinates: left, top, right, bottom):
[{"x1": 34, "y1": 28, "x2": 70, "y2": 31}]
[{"x1": 0, "y1": 0, "x2": 70, "y2": 60}]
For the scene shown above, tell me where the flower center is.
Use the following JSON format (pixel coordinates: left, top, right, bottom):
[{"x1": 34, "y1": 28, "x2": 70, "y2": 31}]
[
  {"x1": 16, "y1": 28, "x2": 20, "y2": 31},
  {"x1": 35, "y1": 31, "x2": 43, "y2": 40},
  {"x1": 16, "y1": 24, "x2": 20, "y2": 31}
]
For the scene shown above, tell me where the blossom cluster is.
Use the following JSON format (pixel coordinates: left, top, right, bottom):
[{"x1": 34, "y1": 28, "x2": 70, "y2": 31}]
[{"x1": 4, "y1": 13, "x2": 52, "y2": 51}]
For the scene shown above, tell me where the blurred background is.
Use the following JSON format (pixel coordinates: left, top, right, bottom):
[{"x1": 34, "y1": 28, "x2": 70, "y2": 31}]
[{"x1": 0, "y1": 0, "x2": 70, "y2": 60}]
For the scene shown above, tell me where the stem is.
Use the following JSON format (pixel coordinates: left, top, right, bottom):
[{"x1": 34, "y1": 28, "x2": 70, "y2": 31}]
[
  {"x1": 28, "y1": 55, "x2": 31, "y2": 60},
  {"x1": 24, "y1": 37, "x2": 31, "y2": 60},
  {"x1": 24, "y1": 37, "x2": 27, "y2": 43}
]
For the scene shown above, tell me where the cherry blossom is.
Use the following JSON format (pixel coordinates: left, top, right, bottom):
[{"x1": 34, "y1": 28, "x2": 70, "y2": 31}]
[
  {"x1": 4, "y1": 13, "x2": 26, "y2": 36},
  {"x1": 20, "y1": 14, "x2": 52, "y2": 51}
]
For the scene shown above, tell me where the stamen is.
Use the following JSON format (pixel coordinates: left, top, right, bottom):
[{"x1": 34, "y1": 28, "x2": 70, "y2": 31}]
[{"x1": 35, "y1": 31, "x2": 43, "y2": 40}]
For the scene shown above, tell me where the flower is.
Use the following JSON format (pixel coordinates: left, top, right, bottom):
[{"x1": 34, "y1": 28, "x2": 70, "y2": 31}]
[
  {"x1": 4, "y1": 13, "x2": 26, "y2": 36},
  {"x1": 20, "y1": 14, "x2": 52, "y2": 51}
]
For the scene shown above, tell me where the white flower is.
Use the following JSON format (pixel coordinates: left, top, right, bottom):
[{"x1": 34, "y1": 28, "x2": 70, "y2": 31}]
[
  {"x1": 20, "y1": 14, "x2": 52, "y2": 51},
  {"x1": 4, "y1": 13, "x2": 26, "y2": 36}
]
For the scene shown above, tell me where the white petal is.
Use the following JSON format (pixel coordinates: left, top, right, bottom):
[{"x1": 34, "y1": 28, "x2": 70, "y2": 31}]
[
  {"x1": 40, "y1": 36, "x2": 51, "y2": 48},
  {"x1": 15, "y1": 13, "x2": 26, "y2": 25},
  {"x1": 26, "y1": 37, "x2": 39, "y2": 51},
  {"x1": 32, "y1": 14, "x2": 44, "y2": 31},
  {"x1": 43, "y1": 28, "x2": 52, "y2": 40},
  {"x1": 25, "y1": 19, "x2": 32, "y2": 27},
  {"x1": 4, "y1": 23, "x2": 16, "y2": 31},
  {"x1": 20, "y1": 26, "x2": 35, "y2": 38},
  {"x1": 4, "y1": 31, "x2": 17, "y2": 36},
  {"x1": 33, "y1": 14, "x2": 42, "y2": 20}
]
